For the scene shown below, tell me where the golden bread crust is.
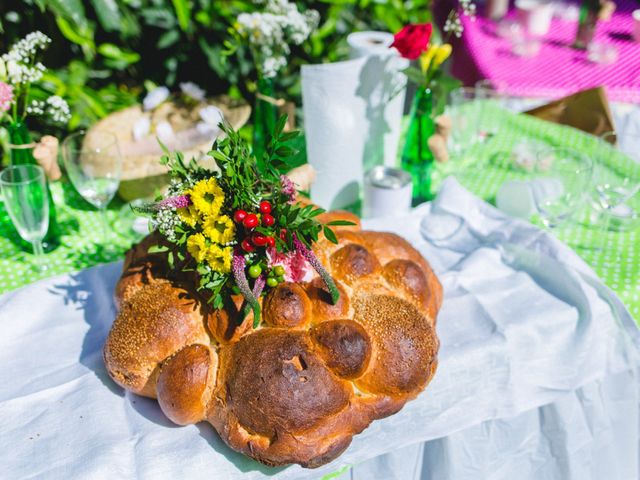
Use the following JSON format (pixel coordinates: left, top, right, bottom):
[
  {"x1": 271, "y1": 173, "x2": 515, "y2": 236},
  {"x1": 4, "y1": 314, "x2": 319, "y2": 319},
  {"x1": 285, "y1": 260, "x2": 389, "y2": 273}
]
[{"x1": 104, "y1": 221, "x2": 442, "y2": 467}]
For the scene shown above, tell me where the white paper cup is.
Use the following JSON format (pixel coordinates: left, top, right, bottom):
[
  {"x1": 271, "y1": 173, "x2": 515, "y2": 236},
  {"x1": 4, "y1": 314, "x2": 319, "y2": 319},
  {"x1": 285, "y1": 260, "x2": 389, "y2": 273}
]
[
  {"x1": 363, "y1": 167, "x2": 412, "y2": 218},
  {"x1": 516, "y1": 0, "x2": 554, "y2": 36},
  {"x1": 633, "y1": 10, "x2": 640, "y2": 43}
]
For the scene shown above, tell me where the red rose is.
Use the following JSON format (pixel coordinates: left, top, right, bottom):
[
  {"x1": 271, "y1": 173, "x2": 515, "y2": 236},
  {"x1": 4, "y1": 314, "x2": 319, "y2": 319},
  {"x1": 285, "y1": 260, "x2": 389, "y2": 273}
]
[{"x1": 390, "y1": 23, "x2": 433, "y2": 60}]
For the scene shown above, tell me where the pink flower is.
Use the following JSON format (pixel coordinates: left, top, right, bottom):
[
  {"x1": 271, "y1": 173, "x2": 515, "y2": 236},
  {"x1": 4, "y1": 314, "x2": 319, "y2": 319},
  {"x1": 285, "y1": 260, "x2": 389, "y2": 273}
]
[
  {"x1": 158, "y1": 194, "x2": 191, "y2": 210},
  {"x1": 280, "y1": 175, "x2": 296, "y2": 203},
  {"x1": 267, "y1": 247, "x2": 313, "y2": 283},
  {"x1": 0, "y1": 82, "x2": 14, "y2": 112}
]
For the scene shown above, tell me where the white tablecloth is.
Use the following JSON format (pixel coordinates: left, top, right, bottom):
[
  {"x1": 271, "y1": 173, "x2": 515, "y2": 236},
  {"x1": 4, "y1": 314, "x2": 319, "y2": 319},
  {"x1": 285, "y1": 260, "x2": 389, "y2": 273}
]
[{"x1": 1, "y1": 178, "x2": 638, "y2": 479}]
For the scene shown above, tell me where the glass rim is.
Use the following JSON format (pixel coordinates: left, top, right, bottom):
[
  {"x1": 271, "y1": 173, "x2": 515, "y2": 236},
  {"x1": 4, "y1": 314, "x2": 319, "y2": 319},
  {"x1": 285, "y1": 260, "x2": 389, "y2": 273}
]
[
  {"x1": 537, "y1": 147, "x2": 594, "y2": 172},
  {"x1": 0, "y1": 164, "x2": 45, "y2": 186},
  {"x1": 62, "y1": 129, "x2": 120, "y2": 153}
]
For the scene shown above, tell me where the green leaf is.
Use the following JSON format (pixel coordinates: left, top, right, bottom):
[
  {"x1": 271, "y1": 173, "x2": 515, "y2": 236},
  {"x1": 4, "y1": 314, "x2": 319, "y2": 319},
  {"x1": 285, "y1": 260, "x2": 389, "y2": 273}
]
[
  {"x1": 167, "y1": 251, "x2": 175, "y2": 268},
  {"x1": 273, "y1": 114, "x2": 287, "y2": 136},
  {"x1": 148, "y1": 245, "x2": 169, "y2": 253},
  {"x1": 98, "y1": 43, "x2": 140, "y2": 69},
  {"x1": 326, "y1": 220, "x2": 356, "y2": 226},
  {"x1": 401, "y1": 66, "x2": 426, "y2": 86},
  {"x1": 48, "y1": 0, "x2": 88, "y2": 28},
  {"x1": 274, "y1": 145, "x2": 295, "y2": 157},
  {"x1": 323, "y1": 226, "x2": 338, "y2": 244},
  {"x1": 157, "y1": 30, "x2": 180, "y2": 49},
  {"x1": 55, "y1": 16, "x2": 95, "y2": 58},
  {"x1": 90, "y1": 0, "x2": 122, "y2": 32},
  {"x1": 171, "y1": 0, "x2": 192, "y2": 32}
]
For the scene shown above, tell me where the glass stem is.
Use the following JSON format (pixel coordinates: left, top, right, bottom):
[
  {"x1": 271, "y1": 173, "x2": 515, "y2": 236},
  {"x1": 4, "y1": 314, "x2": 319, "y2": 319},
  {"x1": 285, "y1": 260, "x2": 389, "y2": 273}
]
[
  {"x1": 599, "y1": 208, "x2": 612, "y2": 256},
  {"x1": 100, "y1": 207, "x2": 110, "y2": 244},
  {"x1": 31, "y1": 240, "x2": 47, "y2": 272}
]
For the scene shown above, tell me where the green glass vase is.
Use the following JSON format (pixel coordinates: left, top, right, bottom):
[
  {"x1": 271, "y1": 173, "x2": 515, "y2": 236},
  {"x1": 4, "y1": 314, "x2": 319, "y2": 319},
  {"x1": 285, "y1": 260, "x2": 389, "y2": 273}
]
[
  {"x1": 252, "y1": 77, "x2": 278, "y2": 163},
  {"x1": 6, "y1": 119, "x2": 60, "y2": 250},
  {"x1": 401, "y1": 87, "x2": 436, "y2": 204}
]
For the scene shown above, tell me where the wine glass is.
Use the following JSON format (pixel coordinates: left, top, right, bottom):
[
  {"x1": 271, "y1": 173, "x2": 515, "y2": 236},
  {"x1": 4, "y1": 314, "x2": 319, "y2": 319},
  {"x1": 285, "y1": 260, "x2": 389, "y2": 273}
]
[
  {"x1": 530, "y1": 147, "x2": 593, "y2": 230},
  {"x1": 62, "y1": 130, "x2": 122, "y2": 246},
  {"x1": 0, "y1": 164, "x2": 49, "y2": 271},
  {"x1": 593, "y1": 132, "x2": 640, "y2": 239},
  {"x1": 447, "y1": 87, "x2": 500, "y2": 155}
]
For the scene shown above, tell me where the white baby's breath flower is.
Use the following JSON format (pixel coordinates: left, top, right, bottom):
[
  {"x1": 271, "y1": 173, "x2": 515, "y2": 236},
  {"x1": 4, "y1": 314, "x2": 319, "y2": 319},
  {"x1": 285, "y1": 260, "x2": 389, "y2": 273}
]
[
  {"x1": 155, "y1": 207, "x2": 180, "y2": 242},
  {"x1": 180, "y1": 82, "x2": 206, "y2": 102},
  {"x1": 444, "y1": 12, "x2": 464, "y2": 38},
  {"x1": 237, "y1": 0, "x2": 318, "y2": 77},
  {"x1": 46, "y1": 95, "x2": 71, "y2": 123},
  {"x1": 26, "y1": 99, "x2": 45, "y2": 116},
  {"x1": 143, "y1": 86, "x2": 170, "y2": 111},
  {"x1": 460, "y1": 0, "x2": 477, "y2": 18},
  {"x1": 132, "y1": 116, "x2": 151, "y2": 141}
]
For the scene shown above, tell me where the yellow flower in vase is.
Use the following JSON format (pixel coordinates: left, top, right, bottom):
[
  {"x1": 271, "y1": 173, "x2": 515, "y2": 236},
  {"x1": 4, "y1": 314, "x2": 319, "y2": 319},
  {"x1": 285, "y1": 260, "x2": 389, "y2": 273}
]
[
  {"x1": 178, "y1": 205, "x2": 200, "y2": 228},
  {"x1": 190, "y1": 177, "x2": 225, "y2": 217},
  {"x1": 186, "y1": 233, "x2": 208, "y2": 263},
  {"x1": 433, "y1": 44, "x2": 452, "y2": 68},
  {"x1": 203, "y1": 214, "x2": 236, "y2": 245},
  {"x1": 420, "y1": 44, "x2": 439, "y2": 74},
  {"x1": 207, "y1": 244, "x2": 233, "y2": 273}
]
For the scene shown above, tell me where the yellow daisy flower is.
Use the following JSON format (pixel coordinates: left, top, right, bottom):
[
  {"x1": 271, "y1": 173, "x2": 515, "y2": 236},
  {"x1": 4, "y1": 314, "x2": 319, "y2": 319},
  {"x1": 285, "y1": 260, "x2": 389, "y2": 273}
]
[
  {"x1": 178, "y1": 205, "x2": 200, "y2": 228},
  {"x1": 203, "y1": 214, "x2": 235, "y2": 244},
  {"x1": 190, "y1": 177, "x2": 225, "y2": 218},
  {"x1": 186, "y1": 233, "x2": 208, "y2": 263},
  {"x1": 206, "y1": 244, "x2": 233, "y2": 273}
]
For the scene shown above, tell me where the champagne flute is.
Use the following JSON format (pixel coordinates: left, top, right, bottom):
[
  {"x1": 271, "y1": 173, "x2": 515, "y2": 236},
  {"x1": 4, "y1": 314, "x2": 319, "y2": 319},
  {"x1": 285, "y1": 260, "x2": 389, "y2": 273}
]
[
  {"x1": 0, "y1": 164, "x2": 50, "y2": 271},
  {"x1": 531, "y1": 147, "x2": 593, "y2": 230},
  {"x1": 62, "y1": 130, "x2": 122, "y2": 247}
]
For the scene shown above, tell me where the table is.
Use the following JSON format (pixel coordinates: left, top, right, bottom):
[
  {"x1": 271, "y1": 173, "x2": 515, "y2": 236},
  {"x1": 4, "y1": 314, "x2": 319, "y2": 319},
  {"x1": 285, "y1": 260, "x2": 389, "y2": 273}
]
[
  {"x1": 448, "y1": 0, "x2": 640, "y2": 102},
  {"x1": 1, "y1": 105, "x2": 638, "y2": 322},
  {"x1": 432, "y1": 105, "x2": 640, "y2": 321},
  {"x1": 2, "y1": 178, "x2": 638, "y2": 479},
  {"x1": 0, "y1": 181, "x2": 144, "y2": 293}
]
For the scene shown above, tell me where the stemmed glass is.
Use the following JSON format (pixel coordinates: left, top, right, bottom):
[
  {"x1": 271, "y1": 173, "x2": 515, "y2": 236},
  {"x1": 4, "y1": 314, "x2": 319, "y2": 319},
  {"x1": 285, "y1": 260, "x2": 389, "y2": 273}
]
[
  {"x1": 592, "y1": 132, "x2": 640, "y2": 240},
  {"x1": 530, "y1": 147, "x2": 593, "y2": 230},
  {"x1": 447, "y1": 87, "x2": 500, "y2": 156},
  {"x1": 0, "y1": 164, "x2": 50, "y2": 271},
  {"x1": 62, "y1": 130, "x2": 122, "y2": 246}
]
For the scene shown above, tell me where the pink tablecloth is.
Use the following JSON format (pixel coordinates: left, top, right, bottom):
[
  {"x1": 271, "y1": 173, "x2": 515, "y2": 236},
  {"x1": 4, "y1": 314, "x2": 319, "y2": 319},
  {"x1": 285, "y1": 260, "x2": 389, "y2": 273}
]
[{"x1": 450, "y1": 1, "x2": 640, "y2": 102}]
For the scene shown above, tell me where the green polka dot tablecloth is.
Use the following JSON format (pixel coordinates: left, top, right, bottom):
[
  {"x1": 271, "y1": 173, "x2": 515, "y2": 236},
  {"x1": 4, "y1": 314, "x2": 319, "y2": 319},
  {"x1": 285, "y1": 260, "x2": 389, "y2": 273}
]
[
  {"x1": 0, "y1": 180, "x2": 145, "y2": 293},
  {"x1": 0, "y1": 106, "x2": 638, "y2": 324},
  {"x1": 430, "y1": 104, "x2": 639, "y2": 322}
]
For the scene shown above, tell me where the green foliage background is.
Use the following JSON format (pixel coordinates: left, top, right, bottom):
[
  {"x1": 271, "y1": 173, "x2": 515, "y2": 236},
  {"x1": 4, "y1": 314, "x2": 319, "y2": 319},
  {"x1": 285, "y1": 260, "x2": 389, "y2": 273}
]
[{"x1": 0, "y1": 0, "x2": 431, "y2": 131}]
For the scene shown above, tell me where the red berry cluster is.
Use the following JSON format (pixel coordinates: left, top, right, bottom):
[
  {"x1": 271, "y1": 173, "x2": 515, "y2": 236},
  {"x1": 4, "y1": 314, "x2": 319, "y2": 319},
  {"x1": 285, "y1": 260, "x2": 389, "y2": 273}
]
[{"x1": 234, "y1": 201, "x2": 277, "y2": 253}]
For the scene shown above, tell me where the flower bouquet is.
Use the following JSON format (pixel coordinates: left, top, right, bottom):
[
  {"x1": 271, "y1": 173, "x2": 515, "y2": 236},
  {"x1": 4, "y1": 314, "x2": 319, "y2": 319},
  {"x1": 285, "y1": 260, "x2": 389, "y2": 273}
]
[
  {"x1": 391, "y1": 0, "x2": 475, "y2": 202},
  {"x1": 134, "y1": 115, "x2": 350, "y2": 324},
  {"x1": 0, "y1": 32, "x2": 71, "y2": 168},
  {"x1": 0, "y1": 31, "x2": 71, "y2": 247},
  {"x1": 230, "y1": 0, "x2": 320, "y2": 159}
]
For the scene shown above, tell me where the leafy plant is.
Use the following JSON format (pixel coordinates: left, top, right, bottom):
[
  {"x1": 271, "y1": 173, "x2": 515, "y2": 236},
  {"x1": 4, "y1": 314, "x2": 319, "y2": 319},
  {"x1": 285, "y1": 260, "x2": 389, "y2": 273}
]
[{"x1": 0, "y1": 0, "x2": 431, "y2": 135}]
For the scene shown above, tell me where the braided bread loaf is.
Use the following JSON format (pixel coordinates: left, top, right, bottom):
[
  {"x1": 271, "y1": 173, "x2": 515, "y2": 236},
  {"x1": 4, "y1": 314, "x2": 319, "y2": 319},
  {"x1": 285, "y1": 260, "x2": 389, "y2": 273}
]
[{"x1": 104, "y1": 212, "x2": 442, "y2": 468}]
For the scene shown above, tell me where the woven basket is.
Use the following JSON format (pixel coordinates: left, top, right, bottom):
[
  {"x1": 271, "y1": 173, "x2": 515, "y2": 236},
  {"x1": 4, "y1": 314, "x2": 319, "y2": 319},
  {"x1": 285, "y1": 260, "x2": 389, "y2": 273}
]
[{"x1": 85, "y1": 95, "x2": 251, "y2": 201}]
